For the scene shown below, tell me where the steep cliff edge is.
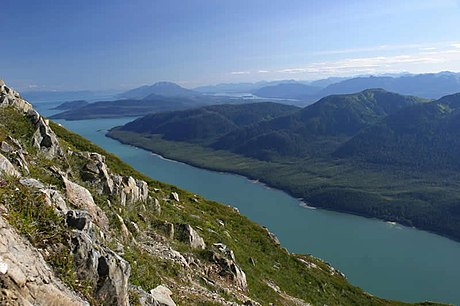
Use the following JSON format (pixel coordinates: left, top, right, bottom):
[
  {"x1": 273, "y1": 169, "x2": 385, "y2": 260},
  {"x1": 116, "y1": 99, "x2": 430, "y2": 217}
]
[{"x1": 0, "y1": 80, "x2": 440, "y2": 305}]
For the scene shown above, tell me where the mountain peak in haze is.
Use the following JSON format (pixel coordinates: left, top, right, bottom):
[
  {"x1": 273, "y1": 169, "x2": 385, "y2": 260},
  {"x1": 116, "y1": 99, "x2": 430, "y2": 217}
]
[{"x1": 119, "y1": 81, "x2": 198, "y2": 99}]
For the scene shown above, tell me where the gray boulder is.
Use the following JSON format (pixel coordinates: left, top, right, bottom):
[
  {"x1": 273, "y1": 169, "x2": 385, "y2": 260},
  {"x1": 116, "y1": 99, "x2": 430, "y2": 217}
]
[
  {"x1": 40, "y1": 188, "x2": 68, "y2": 213},
  {"x1": 149, "y1": 285, "x2": 176, "y2": 306},
  {"x1": 31, "y1": 117, "x2": 63, "y2": 159},
  {"x1": 169, "y1": 192, "x2": 180, "y2": 202},
  {"x1": 112, "y1": 175, "x2": 149, "y2": 206},
  {"x1": 0, "y1": 153, "x2": 20, "y2": 178},
  {"x1": 0, "y1": 81, "x2": 33, "y2": 113},
  {"x1": 0, "y1": 216, "x2": 88, "y2": 306},
  {"x1": 71, "y1": 230, "x2": 131, "y2": 306},
  {"x1": 211, "y1": 243, "x2": 247, "y2": 290},
  {"x1": 62, "y1": 176, "x2": 108, "y2": 228},
  {"x1": 131, "y1": 285, "x2": 176, "y2": 306},
  {"x1": 80, "y1": 152, "x2": 114, "y2": 194},
  {"x1": 175, "y1": 224, "x2": 205, "y2": 250}
]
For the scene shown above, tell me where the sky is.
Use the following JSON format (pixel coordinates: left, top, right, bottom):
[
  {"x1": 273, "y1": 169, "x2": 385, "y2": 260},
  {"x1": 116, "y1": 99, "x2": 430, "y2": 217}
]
[{"x1": 1, "y1": 0, "x2": 460, "y2": 91}]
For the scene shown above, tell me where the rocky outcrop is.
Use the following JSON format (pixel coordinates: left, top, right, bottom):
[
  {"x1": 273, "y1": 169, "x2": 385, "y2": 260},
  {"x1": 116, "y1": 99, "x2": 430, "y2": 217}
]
[
  {"x1": 150, "y1": 285, "x2": 176, "y2": 306},
  {"x1": 131, "y1": 285, "x2": 177, "y2": 306},
  {"x1": 1, "y1": 138, "x2": 29, "y2": 174},
  {"x1": 263, "y1": 226, "x2": 280, "y2": 246},
  {"x1": 71, "y1": 230, "x2": 131, "y2": 306},
  {"x1": 112, "y1": 175, "x2": 149, "y2": 206},
  {"x1": 62, "y1": 176, "x2": 109, "y2": 228},
  {"x1": 0, "y1": 153, "x2": 21, "y2": 178},
  {"x1": 80, "y1": 152, "x2": 114, "y2": 194},
  {"x1": 0, "y1": 216, "x2": 88, "y2": 306},
  {"x1": 170, "y1": 192, "x2": 180, "y2": 202},
  {"x1": 211, "y1": 243, "x2": 247, "y2": 290},
  {"x1": 31, "y1": 116, "x2": 63, "y2": 159},
  {"x1": 0, "y1": 81, "x2": 62, "y2": 159},
  {"x1": 0, "y1": 80, "x2": 33, "y2": 113},
  {"x1": 175, "y1": 224, "x2": 206, "y2": 250},
  {"x1": 18, "y1": 177, "x2": 69, "y2": 213}
]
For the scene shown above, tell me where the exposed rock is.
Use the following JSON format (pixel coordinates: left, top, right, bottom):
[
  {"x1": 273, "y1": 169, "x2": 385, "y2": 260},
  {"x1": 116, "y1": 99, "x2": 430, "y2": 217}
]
[
  {"x1": 157, "y1": 221, "x2": 174, "y2": 239},
  {"x1": 149, "y1": 285, "x2": 176, "y2": 306},
  {"x1": 40, "y1": 188, "x2": 68, "y2": 213},
  {"x1": 0, "y1": 153, "x2": 20, "y2": 178},
  {"x1": 130, "y1": 221, "x2": 140, "y2": 234},
  {"x1": 0, "y1": 141, "x2": 14, "y2": 153},
  {"x1": 31, "y1": 117, "x2": 63, "y2": 159},
  {"x1": 80, "y1": 152, "x2": 114, "y2": 194},
  {"x1": 263, "y1": 226, "x2": 280, "y2": 246},
  {"x1": 6, "y1": 136, "x2": 24, "y2": 151},
  {"x1": 19, "y1": 177, "x2": 45, "y2": 189},
  {"x1": 13, "y1": 150, "x2": 29, "y2": 174},
  {"x1": 66, "y1": 210, "x2": 89, "y2": 230},
  {"x1": 71, "y1": 230, "x2": 130, "y2": 306},
  {"x1": 0, "y1": 82, "x2": 33, "y2": 113},
  {"x1": 148, "y1": 196, "x2": 161, "y2": 215},
  {"x1": 175, "y1": 224, "x2": 205, "y2": 250},
  {"x1": 170, "y1": 192, "x2": 180, "y2": 202},
  {"x1": 213, "y1": 243, "x2": 236, "y2": 261},
  {"x1": 112, "y1": 175, "x2": 149, "y2": 206},
  {"x1": 116, "y1": 214, "x2": 131, "y2": 239},
  {"x1": 0, "y1": 216, "x2": 88, "y2": 306},
  {"x1": 211, "y1": 243, "x2": 247, "y2": 290},
  {"x1": 62, "y1": 176, "x2": 108, "y2": 228}
]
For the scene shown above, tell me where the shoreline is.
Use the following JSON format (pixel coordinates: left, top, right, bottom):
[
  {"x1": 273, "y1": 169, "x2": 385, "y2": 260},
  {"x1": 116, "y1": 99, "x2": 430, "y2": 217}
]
[{"x1": 106, "y1": 131, "x2": 460, "y2": 244}]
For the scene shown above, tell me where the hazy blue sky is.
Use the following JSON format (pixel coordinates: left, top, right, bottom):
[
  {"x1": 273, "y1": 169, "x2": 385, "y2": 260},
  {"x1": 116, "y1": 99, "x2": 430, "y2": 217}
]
[{"x1": 1, "y1": 0, "x2": 460, "y2": 91}]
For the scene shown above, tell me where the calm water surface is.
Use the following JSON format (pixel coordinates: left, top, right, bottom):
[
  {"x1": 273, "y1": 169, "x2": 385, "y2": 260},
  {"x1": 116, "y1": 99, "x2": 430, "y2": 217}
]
[{"x1": 37, "y1": 102, "x2": 460, "y2": 305}]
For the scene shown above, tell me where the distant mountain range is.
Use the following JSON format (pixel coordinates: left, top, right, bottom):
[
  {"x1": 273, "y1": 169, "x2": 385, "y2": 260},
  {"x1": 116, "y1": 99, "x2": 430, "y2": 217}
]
[
  {"x1": 319, "y1": 72, "x2": 460, "y2": 99},
  {"x1": 51, "y1": 82, "x2": 303, "y2": 120},
  {"x1": 250, "y1": 72, "x2": 460, "y2": 101},
  {"x1": 108, "y1": 88, "x2": 460, "y2": 240},
  {"x1": 252, "y1": 83, "x2": 321, "y2": 100},
  {"x1": 118, "y1": 81, "x2": 199, "y2": 99},
  {"x1": 52, "y1": 100, "x2": 89, "y2": 110},
  {"x1": 50, "y1": 96, "x2": 209, "y2": 120},
  {"x1": 193, "y1": 80, "x2": 304, "y2": 94}
]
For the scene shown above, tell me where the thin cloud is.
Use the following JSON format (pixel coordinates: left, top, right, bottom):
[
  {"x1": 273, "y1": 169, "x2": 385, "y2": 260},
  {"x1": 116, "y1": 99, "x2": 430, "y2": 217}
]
[
  {"x1": 273, "y1": 47, "x2": 460, "y2": 76},
  {"x1": 231, "y1": 71, "x2": 251, "y2": 75}
]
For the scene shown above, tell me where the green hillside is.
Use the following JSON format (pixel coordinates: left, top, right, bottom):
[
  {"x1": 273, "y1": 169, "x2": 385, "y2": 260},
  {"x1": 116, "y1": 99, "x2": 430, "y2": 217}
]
[{"x1": 108, "y1": 89, "x2": 460, "y2": 241}]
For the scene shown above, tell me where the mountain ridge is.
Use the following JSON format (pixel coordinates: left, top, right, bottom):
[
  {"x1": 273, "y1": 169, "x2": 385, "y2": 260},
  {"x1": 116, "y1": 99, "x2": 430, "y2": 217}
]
[{"x1": 108, "y1": 88, "x2": 460, "y2": 242}]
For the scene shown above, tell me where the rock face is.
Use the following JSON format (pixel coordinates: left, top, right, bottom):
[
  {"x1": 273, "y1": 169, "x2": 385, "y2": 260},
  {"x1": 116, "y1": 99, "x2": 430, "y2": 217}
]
[
  {"x1": 0, "y1": 81, "x2": 62, "y2": 159},
  {"x1": 175, "y1": 224, "x2": 206, "y2": 250},
  {"x1": 0, "y1": 216, "x2": 88, "y2": 306},
  {"x1": 31, "y1": 116, "x2": 63, "y2": 159},
  {"x1": 149, "y1": 285, "x2": 176, "y2": 306},
  {"x1": 62, "y1": 176, "x2": 109, "y2": 228},
  {"x1": 211, "y1": 243, "x2": 247, "y2": 290},
  {"x1": 131, "y1": 285, "x2": 177, "y2": 306},
  {"x1": 80, "y1": 152, "x2": 114, "y2": 194},
  {"x1": 0, "y1": 153, "x2": 21, "y2": 178},
  {"x1": 0, "y1": 80, "x2": 33, "y2": 113},
  {"x1": 112, "y1": 175, "x2": 149, "y2": 206},
  {"x1": 71, "y1": 230, "x2": 131, "y2": 306}
]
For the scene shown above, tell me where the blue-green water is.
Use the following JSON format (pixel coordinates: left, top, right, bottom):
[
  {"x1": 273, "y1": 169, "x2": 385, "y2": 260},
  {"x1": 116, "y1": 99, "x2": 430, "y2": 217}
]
[{"x1": 37, "y1": 102, "x2": 460, "y2": 305}]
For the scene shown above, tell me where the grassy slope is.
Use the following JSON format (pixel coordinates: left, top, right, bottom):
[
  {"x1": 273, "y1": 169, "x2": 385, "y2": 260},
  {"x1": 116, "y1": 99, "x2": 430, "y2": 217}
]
[
  {"x1": 108, "y1": 129, "x2": 460, "y2": 242},
  {"x1": 44, "y1": 122, "x2": 424, "y2": 305}
]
